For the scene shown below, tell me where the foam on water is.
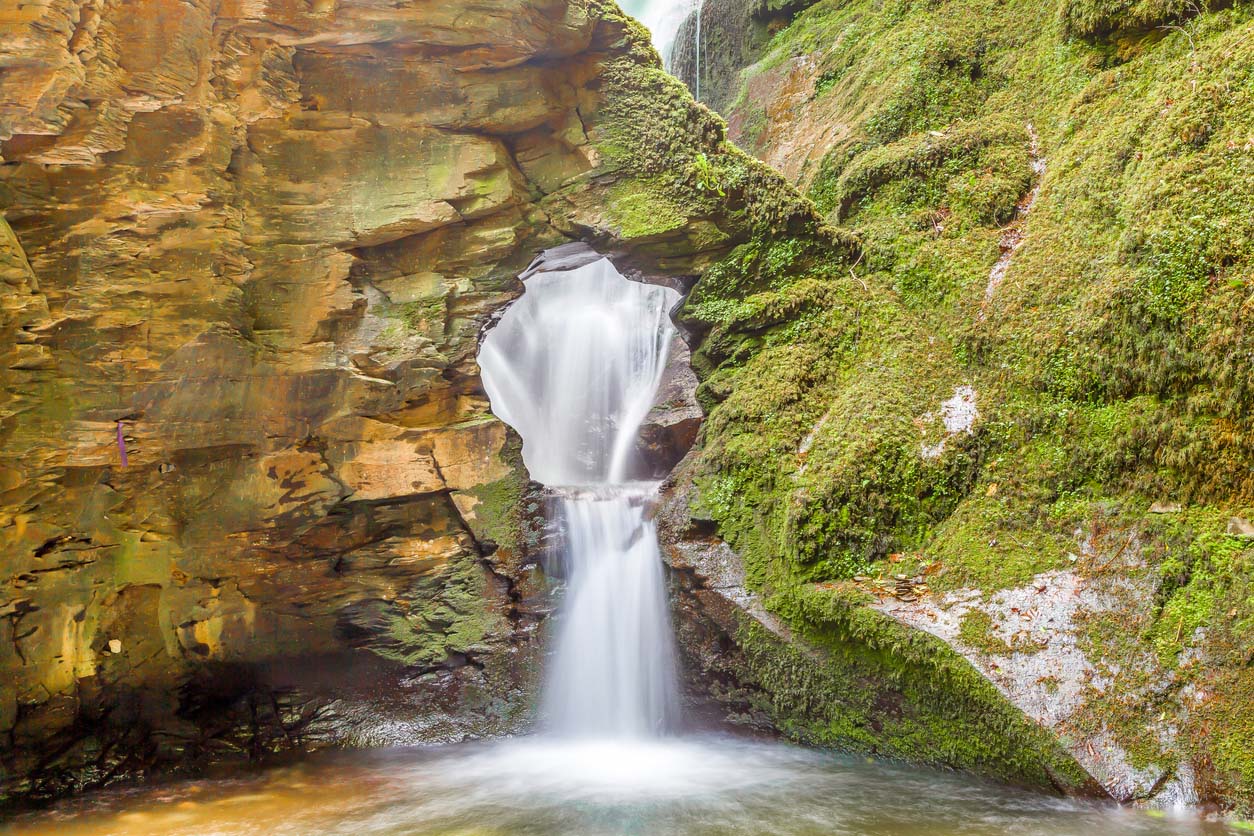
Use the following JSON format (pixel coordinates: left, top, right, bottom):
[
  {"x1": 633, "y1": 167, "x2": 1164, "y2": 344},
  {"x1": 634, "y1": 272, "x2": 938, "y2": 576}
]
[{"x1": 9, "y1": 737, "x2": 1234, "y2": 836}]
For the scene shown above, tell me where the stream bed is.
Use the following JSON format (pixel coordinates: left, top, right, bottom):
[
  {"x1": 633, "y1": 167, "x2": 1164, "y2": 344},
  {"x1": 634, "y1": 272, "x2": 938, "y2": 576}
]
[{"x1": 3, "y1": 736, "x2": 1236, "y2": 836}]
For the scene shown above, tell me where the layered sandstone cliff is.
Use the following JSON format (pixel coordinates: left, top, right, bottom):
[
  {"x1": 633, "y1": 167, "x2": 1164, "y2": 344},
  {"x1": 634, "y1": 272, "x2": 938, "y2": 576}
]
[
  {"x1": 660, "y1": 0, "x2": 1254, "y2": 814},
  {"x1": 0, "y1": 0, "x2": 810, "y2": 803}
]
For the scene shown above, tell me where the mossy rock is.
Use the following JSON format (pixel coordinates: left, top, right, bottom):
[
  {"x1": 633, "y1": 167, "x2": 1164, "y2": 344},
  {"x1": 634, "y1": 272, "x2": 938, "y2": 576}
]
[{"x1": 677, "y1": 0, "x2": 1254, "y2": 812}]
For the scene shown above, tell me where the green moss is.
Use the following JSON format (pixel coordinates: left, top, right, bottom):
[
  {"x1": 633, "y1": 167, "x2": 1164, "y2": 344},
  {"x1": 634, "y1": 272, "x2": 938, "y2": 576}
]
[
  {"x1": 397, "y1": 297, "x2": 446, "y2": 332},
  {"x1": 1147, "y1": 506, "x2": 1254, "y2": 661},
  {"x1": 1203, "y1": 668, "x2": 1254, "y2": 815},
  {"x1": 958, "y1": 609, "x2": 1011, "y2": 654},
  {"x1": 699, "y1": 0, "x2": 1254, "y2": 584},
  {"x1": 457, "y1": 433, "x2": 535, "y2": 557},
  {"x1": 584, "y1": 0, "x2": 846, "y2": 246},
  {"x1": 1059, "y1": 0, "x2": 1203, "y2": 39},
  {"x1": 367, "y1": 551, "x2": 507, "y2": 668},
  {"x1": 732, "y1": 587, "x2": 1096, "y2": 791},
  {"x1": 958, "y1": 607, "x2": 1051, "y2": 654},
  {"x1": 927, "y1": 494, "x2": 1075, "y2": 593},
  {"x1": 605, "y1": 179, "x2": 690, "y2": 239},
  {"x1": 679, "y1": 0, "x2": 1254, "y2": 809}
]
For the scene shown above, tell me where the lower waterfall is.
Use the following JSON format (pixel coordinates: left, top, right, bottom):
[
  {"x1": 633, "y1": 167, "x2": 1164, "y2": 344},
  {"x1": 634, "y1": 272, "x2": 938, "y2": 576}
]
[
  {"x1": 478, "y1": 257, "x2": 681, "y2": 738},
  {"x1": 543, "y1": 489, "x2": 679, "y2": 737}
]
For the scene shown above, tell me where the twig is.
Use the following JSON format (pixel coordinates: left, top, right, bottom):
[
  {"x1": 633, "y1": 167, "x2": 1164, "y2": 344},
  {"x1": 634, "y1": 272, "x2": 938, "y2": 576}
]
[
  {"x1": 1092, "y1": 535, "x2": 1134, "y2": 574},
  {"x1": 848, "y1": 249, "x2": 868, "y2": 292}
]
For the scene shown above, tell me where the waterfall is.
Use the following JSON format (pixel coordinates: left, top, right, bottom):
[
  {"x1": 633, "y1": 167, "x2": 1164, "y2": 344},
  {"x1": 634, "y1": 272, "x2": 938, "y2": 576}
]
[
  {"x1": 663, "y1": 0, "x2": 705, "y2": 100},
  {"x1": 693, "y1": 0, "x2": 703, "y2": 101},
  {"x1": 478, "y1": 257, "x2": 682, "y2": 738},
  {"x1": 619, "y1": 0, "x2": 703, "y2": 64}
]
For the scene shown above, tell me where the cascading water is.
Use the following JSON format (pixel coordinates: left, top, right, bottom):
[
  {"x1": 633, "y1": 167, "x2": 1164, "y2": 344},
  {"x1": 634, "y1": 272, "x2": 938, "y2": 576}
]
[
  {"x1": 477, "y1": 257, "x2": 681, "y2": 738},
  {"x1": 542, "y1": 491, "x2": 678, "y2": 736},
  {"x1": 664, "y1": 0, "x2": 706, "y2": 100},
  {"x1": 619, "y1": 0, "x2": 702, "y2": 63},
  {"x1": 617, "y1": 0, "x2": 706, "y2": 104},
  {"x1": 693, "y1": 0, "x2": 703, "y2": 101}
]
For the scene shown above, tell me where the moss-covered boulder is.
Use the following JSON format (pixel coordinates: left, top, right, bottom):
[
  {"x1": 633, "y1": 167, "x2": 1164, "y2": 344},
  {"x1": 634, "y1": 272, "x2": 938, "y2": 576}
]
[{"x1": 664, "y1": 0, "x2": 1254, "y2": 815}]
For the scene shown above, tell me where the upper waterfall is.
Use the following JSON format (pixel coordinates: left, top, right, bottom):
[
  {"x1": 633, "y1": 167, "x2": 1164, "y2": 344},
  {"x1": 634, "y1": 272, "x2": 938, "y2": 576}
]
[
  {"x1": 619, "y1": 0, "x2": 702, "y2": 64},
  {"x1": 478, "y1": 258, "x2": 679, "y2": 488}
]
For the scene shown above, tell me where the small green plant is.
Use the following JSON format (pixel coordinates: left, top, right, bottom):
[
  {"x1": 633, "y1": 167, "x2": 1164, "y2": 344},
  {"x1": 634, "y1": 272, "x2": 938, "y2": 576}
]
[
  {"x1": 958, "y1": 609, "x2": 1015, "y2": 654},
  {"x1": 688, "y1": 152, "x2": 727, "y2": 197}
]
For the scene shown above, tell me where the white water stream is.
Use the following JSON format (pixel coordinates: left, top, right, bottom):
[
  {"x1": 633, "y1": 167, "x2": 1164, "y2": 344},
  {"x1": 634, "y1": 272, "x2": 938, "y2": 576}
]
[
  {"x1": 478, "y1": 257, "x2": 681, "y2": 738},
  {"x1": 619, "y1": 0, "x2": 702, "y2": 63},
  {"x1": 8, "y1": 256, "x2": 1231, "y2": 836},
  {"x1": 693, "y1": 0, "x2": 704, "y2": 101}
]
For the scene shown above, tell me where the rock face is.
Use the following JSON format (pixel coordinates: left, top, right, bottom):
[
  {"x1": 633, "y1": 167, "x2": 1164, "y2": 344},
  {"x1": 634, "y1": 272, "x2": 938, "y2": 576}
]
[
  {"x1": 669, "y1": 0, "x2": 807, "y2": 113},
  {"x1": 657, "y1": 452, "x2": 1104, "y2": 798},
  {"x1": 0, "y1": 0, "x2": 811, "y2": 804}
]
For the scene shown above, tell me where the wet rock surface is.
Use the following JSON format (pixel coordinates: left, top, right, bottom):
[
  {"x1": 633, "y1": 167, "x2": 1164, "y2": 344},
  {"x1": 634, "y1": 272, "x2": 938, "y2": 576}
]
[
  {"x1": 657, "y1": 452, "x2": 1103, "y2": 798},
  {"x1": 636, "y1": 336, "x2": 702, "y2": 479}
]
